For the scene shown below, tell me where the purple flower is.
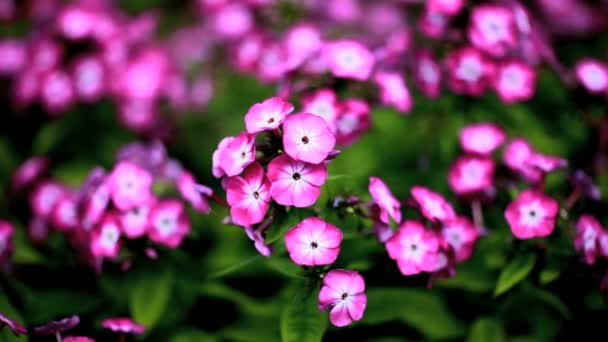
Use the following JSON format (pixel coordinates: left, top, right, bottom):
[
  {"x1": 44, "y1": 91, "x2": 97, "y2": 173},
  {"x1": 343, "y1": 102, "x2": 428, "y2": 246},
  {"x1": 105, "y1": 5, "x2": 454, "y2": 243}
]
[
  {"x1": 0, "y1": 313, "x2": 27, "y2": 336},
  {"x1": 33, "y1": 315, "x2": 79, "y2": 335}
]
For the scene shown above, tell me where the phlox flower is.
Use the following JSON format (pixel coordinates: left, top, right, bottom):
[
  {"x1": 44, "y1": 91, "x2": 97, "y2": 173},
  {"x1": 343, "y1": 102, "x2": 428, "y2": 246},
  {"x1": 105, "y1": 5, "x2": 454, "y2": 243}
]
[
  {"x1": 282, "y1": 113, "x2": 336, "y2": 164},
  {"x1": 459, "y1": 122, "x2": 505, "y2": 155},
  {"x1": 301, "y1": 89, "x2": 339, "y2": 132},
  {"x1": 373, "y1": 71, "x2": 412, "y2": 114},
  {"x1": 441, "y1": 216, "x2": 478, "y2": 262},
  {"x1": 244, "y1": 97, "x2": 294, "y2": 134},
  {"x1": 226, "y1": 163, "x2": 271, "y2": 226},
  {"x1": 33, "y1": 315, "x2": 79, "y2": 336},
  {"x1": 448, "y1": 155, "x2": 495, "y2": 196},
  {"x1": 119, "y1": 202, "x2": 153, "y2": 239},
  {"x1": 505, "y1": 189, "x2": 559, "y2": 239},
  {"x1": 0, "y1": 220, "x2": 15, "y2": 264},
  {"x1": 575, "y1": 215, "x2": 604, "y2": 264},
  {"x1": 385, "y1": 220, "x2": 440, "y2": 275},
  {"x1": 30, "y1": 181, "x2": 67, "y2": 219},
  {"x1": 0, "y1": 312, "x2": 27, "y2": 336},
  {"x1": 217, "y1": 132, "x2": 256, "y2": 177},
  {"x1": 90, "y1": 214, "x2": 121, "y2": 259},
  {"x1": 468, "y1": 5, "x2": 516, "y2": 57},
  {"x1": 445, "y1": 47, "x2": 495, "y2": 96},
  {"x1": 101, "y1": 318, "x2": 145, "y2": 335},
  {"x1": 71, "y1": 55, "x2": 106, "y2": 102},
  {"x1": 10, "y1": 155, "x2": 48, "y2": 192},
  {"x1": 0, "y1": 39, "x2": 25, "y2": 76},
  {"x1": 494, "y1": 60, "x2": 536, "y2": 103},
  {"x1": 335, "y1": 98, "x2": 370, "y2": 146},
  {"x1": 108, "y1": 161, "x2": 153, "y2": 211},
  {"x1": 148, "y1": 199, "x2": 190, "y2": 248},
  {"x1": 410, "y1": 186, "x2": 456, "y2": 223},
  {"x1": 51, "y1": 195, "x2": 78, "y2": 232},
  {"x1": 418, "y1": 10, "x2": 449, "y2": 39},
  {"x1": 322, "y1": 40, "x2": 375, "y2": 81},
  {"x1": 64, "y1": 337, "x2": 95, "y2": 342},
  {"x1": 284, "y1": 217, "x2": 343, "y2": 266},
  {"x1": 267, "y1": 155, "x2": 328, "y2": 207},
  {"x1": 41, "y1": 69, "x2": 75, "y2": 114},
  {"x1": 414, "y1": 50, "x2": 442, "y2": 98},
  {"x1": 575, "y1": 58, "x2": 608, "y2": 94},
  {"x1": 318, "y1": 269, "x2": 367, "y2": 327},
  {"x1": 427, "y1": 0, "x2": 465, "y2": 15},
  {"x1": 368, "y1": 177, "x2": 401, "y2": 225},
  {"x1": 177, "y1": 171, "x2": 212, "y2": 214}
]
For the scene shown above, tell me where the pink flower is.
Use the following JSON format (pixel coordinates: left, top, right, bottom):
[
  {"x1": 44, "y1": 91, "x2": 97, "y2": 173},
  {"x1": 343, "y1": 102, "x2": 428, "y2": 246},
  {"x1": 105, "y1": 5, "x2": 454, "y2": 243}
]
[
  {"x1": 212, "y1": 3, "x2": 253, "y2": 38},
  {"x1": 11, "y1": 155, "x2": 48, "y2": 192},
  {"x1": 445, "y1": 47, "x2": 495, "y2": 96},
  {"x1": 81, "y1": 180, "x2": 111, "y2": 231},
  {"x1": 284, "y1": 217, "x2": 343, "y2": 266},
  {"x1": 414, "y1": 50, "x2": 442, "y2": 98},
  {"x1": 71, "y1": 55, "x2": 106, "y2": 102},
  {"x1": 57, "y1": 6, "x2": 95, "y2": 40},
  {"x1": 118, "y1": 48, "x2": 169, "y2": 101},
  {"x1": 418, "y1": 10, "x2": 449, "y2": 38},
  {"x1": 505, "y1": 189, "x2": 559, "y2": 239},
  {"x1": 41, "y1": 69, "x2": 75, "y2": 114},
  {"x1": 301, "y1": 89, "x2": 339, "y2": 132},
  {"x1": 0, "y1": 312, "x2": 27, "y2": 336},
  {"x1": 318, "y1": 269, "x2": 367, "y2": 327},
  {"x1": 0, "y1": 220, "x2": 15, "y2": 264},
  {"x1": 494, "y1": 60, "x2": 536, "y2": 103},
  {"x1": 244, "y1": 97, "x2": 294, "y2": 134},
  {"x1": 427, "y1": 0, "x2": 465, "y2": 15},
  {"x1": 468, "y1": 5, "x2": 516, "y2": 57},
  {"x1": 575, "y1": 59, "x2": 608, "y2": 94},
  {"x1": 322, "y1": 40, "x2": 375, "y2": 81},
  {"x1": 30, "y1": 181, "x2": 67, "y2": 219},
  {"x1": 441, "y1": 216, "x2": 478, "y2": 262},
  {"x1": 90, "y1": 214, "x2": 121, "y2": 259},
  {"x1": 108, "y1": 161, "x2": 153, "y2": 211},
  {"x1": 385, "y1": 220, "x2": 440, "y2": 275},
  {"x1": 448, "y1": 155, "x2": 495, "y2": 196},
  {"x1": 267, "y1": 155, "x2": 328, "y2": 207},
  {"x1": 369, "y1": 177, "x2": 401, "y2": 225},
  {"x1": 177, "y1": 171, "x2": 212, "y2": 214},
  {"x1": 226, "y1": 163, "x2": 271, "y2": 226},
  {"x1": 0, "y1": 39, "x2": 25, "y2": 76},
  {"x1": 373, "y1": 71, "x2": 412, "y2": 114},
  {"x1": 51, "y1": 195, "x2": 78, "y2": 232},
  {"x1": 575, "y1": 214, "x2": 603, "y2": 265},
  {"x1": 119, "y1": 202, "x2": 153, "y2": 239},
  {"x1": 410, "y1": 186, "x2": 456, "y2": 223},
  {"x1": 148, "y1": 199, "x2": 190, "y2": 248},
  {"x1": 503, "y1": 138, "x2": 566, "y2": 183},
  {"x1": 218, "y1": 132, "x2": 256, "y2": 177},
  {"x1": 335, "y1": 98, "x2": 370, "y2": 146},
  {"x1": 503, "y1": 138, "x2": 534, "y2": 172},
  {"x1": 101, "y1": 318, "x2": 145, "y2": 335},
  {"x1": 459, "y1": 122, "x2": 505, "y2": 155},
  {"x1": 282, "y1": 113, "x2": 336, "y2": 164},
  {"x1": 64, "y1": 337, "x2": 95, "y2": 342}
]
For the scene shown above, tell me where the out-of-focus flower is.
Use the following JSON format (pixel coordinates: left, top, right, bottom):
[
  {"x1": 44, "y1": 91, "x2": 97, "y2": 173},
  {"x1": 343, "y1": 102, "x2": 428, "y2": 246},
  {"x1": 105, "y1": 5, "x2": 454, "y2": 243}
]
[
  {"x1": 493, "y1": 60, "x2": 536, "y2": 103},
  {"x1": 575, "y1": 59, "x2": 608, "y2": 94},
  {"x1": 368, "y1": 177, "x2": 401, "y2": 225},
  {"x1": 101, "y1": 317, "x2": 145, "y2": 335},
  {"x1": 148, "y1": 199, "x2": 190, "y2": 248},
  {"x1": 0, "y1": 221, "x2": 15, "y2": 264},
  {"x1": 468, "y1": 5, "x2": 516, "y2": 57},
  {"x1": 0, "y1": 312, "x2": 27, "y2": 336},
  {"x1": 505, "y1": 189, "x2": 559, "y2": 239},
  {"x1": 448, "y1": 155, "x2": 495, "y2": 196},
  {"x1": 322, "y1": 40, "x2": 375, "y2": 81},
  {"x1": 108, "y1": 161, "x2": 153, "y2": 211},
  {"x1": 335, "y1": 98, "x2": 370, "y2": 146},
  {"x1": 373, "y1": 71, "x2": 412, "y2": 114},
  {"x1": 33, "y1": 315, "x2": 79, "y2": 336},
  {"x1": 386, "y1": 220, "x2": 440, "y2": 275},
  {"x1": 301, "y1": 89, "x2": 339, "y2": 133},
  {"x1": 459, "y1": 122, "x2": 506, "y2": 156},
  {"x1": 575, "y1": 215, "x2": 604, "y2": 264},
  {"x1": 441, "y1": 216, "x2": 478, "y2": 262},
  {"x1": 410, "y1": 186, "x2": 456, "y2": 223},
  {"x1": 445, "y1": 47, "x2": 495, "y2": 96},
  {"x1": 90, "y1": 214, "x2": 121, "y2": 259}
]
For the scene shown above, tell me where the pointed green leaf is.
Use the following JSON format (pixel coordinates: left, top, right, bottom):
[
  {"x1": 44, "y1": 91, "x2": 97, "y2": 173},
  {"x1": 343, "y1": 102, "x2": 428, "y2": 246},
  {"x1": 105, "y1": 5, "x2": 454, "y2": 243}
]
[
  {"x1": 467, "y1": 317, "x2": 506, "y2": 342},
  {"x1": 494, "y1": 253, "x2": 536, "y2": 296},
  {"x1": 129, "y1": 268, "x2": 174, "y2": 331},
  {"x1": 280, "y1": 283, "x2": 327, "y2": 342}
]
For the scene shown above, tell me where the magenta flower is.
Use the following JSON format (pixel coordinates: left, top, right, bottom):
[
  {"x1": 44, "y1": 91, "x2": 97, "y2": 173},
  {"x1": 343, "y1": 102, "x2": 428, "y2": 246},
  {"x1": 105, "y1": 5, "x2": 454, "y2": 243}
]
[
  {"x1": 503, "y1": 138, "x2": 566, "y2": 183},
  {"x1": 418, "y1": 10, "x2": 449, "y2": 39},
  {"x1": 71, "y1": 55, "x2": 106, "y2": 103},
  {"x1": 459, "y1": 122, "x2": 505, "y2": 156},
  {"x1": 226, "y1": 163, "x2": 271, "y2": 226},
  {"x1": 373, "y1": 71, "x2": 412, "y2": 114},
  {"x1": 101, "y1": 317, "x2": 145, "y2": 335},
  {"x1": 33, "y1": 315, "x2": 79, "y2": 336},
  {"x1": 441, "y1": 216, "x2": 479, "y2": 262},
  {"x1": 119, "y1": 202, "x2": 153, "y2": 239},
  {"x1": 445, "y1": 47, "x2": 495, "y2": 96},
  {"x1": 414, "y1": 50, "x2": 442, "y2": 98},
  {"x1": 0, "y1": 220, "x2": 15, "y2": 264},
  {"x1": 41, "y1": 69, "x2": 75, "y2": 114},
  {"x1": 244, "y1": 97, "x2": 294, "y2": 134},
  {"x1": 81, "y1": 180, "x2": 111, "y2": 231},
  {"x1": 468, "y1": 5, "x2": 516, "y2": 57},
  {"x1": 368, "y1": 177, "x2": 401, "y2": 225},
  {"x1": 118, "y1": 48, "x2": 169, "y2": 101},
  {"x1": 282, "y1": 113, "x2": 336, "y2": 164},
  {"x1": 301, "y1": 89, "x2": 339, "y2": 132},
  {"x1": 90, "y1": 214, "x2": 121, "y2": 259},
  {"x1": 494, "y1": 60, "x2": 536, "y2": 103},
  {"x1": 284, "y1": 217, "x2": 343, "y2": 266},
  {"x1": 176, "y1": 171, "x2": 212, "y2": 214},
  {"x1": 575, "y1": 215, "x2": 604, "y2": 265},
  {"x1": 218, "y1": 131, "x2": 256, "y2": 177},
  {"x1": 322, "y1": 40, "x2": 375, "y2": 81},
  {"x1": 318, "y1": 269, "x2": 367, "y2": 327},
  {"x1": 575, "y1": 59, "x2": 608, "y2": 94},
  {"x1": 148, "y1": 199, "x2": 190, "y2": 248},
  {"x1": 335, "y1": 98, "x2": 370, "y2": 146},
  {"x1": 410, "y1": 186, "x2": 456, "y2": 223},
  {"x1": 0, "y1": 312, "x2": 27, "y2": 336},
  {"x1": 108, "y1": 161, "x2": 153, "y2": 211},
  {"x1": 0, "y1": 39, "x2": 25, "y2": 76},
  {"x1": 50, "y1": 195, "x2": 78, "y2": 232},
  {"x1": 283, "y1": 24, "x2": 323, "y2": 69},
  {"x1": 503, "y1": 138, "x2": 534, "y2": 172},
  {"x1": 385, "y1": 220, "x2": 440, "y2": 275},
  {"x1": 427, "y1": 0, "x2": 465, "y2": 15},
  {"x1": 30, "y1": 181, "x2": 67, "y2": 219},
  {"x1": 10, "y1": 155, "x2": 48, "y2": 193},
  {"x1": 267, "y1": 155, "x2": 328, "y2": 207},
  {"x1": 448, "y1": 155, "x2": 495, "y2": 196},
  {"x1": 505, "y1": 189, "x2": 559, "y2": 239},
  {"x1": 64, "y1": 337, "x2": 95, "y2": 342}
]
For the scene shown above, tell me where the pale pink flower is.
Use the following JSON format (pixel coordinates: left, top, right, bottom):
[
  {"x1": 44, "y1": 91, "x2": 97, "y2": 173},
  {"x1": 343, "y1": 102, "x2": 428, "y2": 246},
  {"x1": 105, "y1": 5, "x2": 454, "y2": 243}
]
[
  {"x1": 318, "y1": 269, "x2": 367, "y2": 327},
  {"x1": 335, "y1": 98, "x2": 370, "y2": 146},
  {"x1": 505, "y1": 189, "x2": 559, "y2": 239},
  {"x1": 11, "y1": 155, "x2": 48, "y2": 192},
  {"x1": 468, "y1": 5, "x2": 516, "y2": 57},
  {"x1": 322, "y1": 40, "x2": 375, "y2": 81},
  {"x1": 448, "y1": 155, "x2": 495, "y2": 196},
  {"x1": 90, "y1": 214, "x2": 121, "y2": 259},
  {"x1": 244, "y1": 97, "x2": 294, "y2": 133},
  {"x1": 41, "y1": 69, "x2": 75, "y2": 114},
  {"x1": 494, "y1": 60, "x2": 536, "y2": 103},
  {"x1": 575, "y1": 214, "x2": 603, "y2": 264},
  {"x1": 177, "y1": 171, "x2": 212, "y2": 214},
  {"x1": 212, "y1": 3, "x2": 253, "y2": 38},
  {"x1": 575, "y1": 59, "x2": 608, "y2": 94},
  {"x1": 427, "y1": 0, "x2": 465, "y2": 15},
  {"x1": 0, "y1": 39, "x2": 25, "y2": 76},
  {"x1": 71, "y1": 55, "x2": 106, "y2": 102},
  {"x1": 385, "y1": 220, "x2": 440, "y2": 275},
  {"x1": 107, "y1": 161, "x2": 153, "y2": 211},
  {"x1": 119, "y1": 202, "x2": 153, "y2": 239},
  {"x1": 284, "y1": 217, "x2": 342, "y2": 266},
  {"x1": 373, "y1": 71, "x2": 412, "y2": 114},
  {"x1": 57, "y1": 5, "x2": 96, "y2": 40},
  {"x1": 101, "y1": 318, "x2": 145, "y2": 335},
  {"x1": 418, "y1": 10, "x2": 449, "y2": 38},
  {"x1": 410, "y1": 186, "x2": 456, "y2": 223},
  {"x1": 445, "y1": 47, "x2": 495, "y2": 96},
  {"x1": 414, "y1": 50, "x2": 442, "y2": 98},
  {"x1": 218, "y1": 132, "x2": 256, "y2": 177},
  {"x1": 30, "y1": 181, "x2": 67, "y2": 219},
  {"x1": 0, "y1": 220, "x2": 15, "y2": 264},
  {"x1": 369, "y1": 177, "x2": 401, "y2": 225},
  {"x1": 459, "y1": 122, "x2": 506, "y2": 155},
  {"x1": 226, "y1": 163, "x2": 271, "y2": 226},
  {"x1": 301, "y1": 89, "x2": 339, "y2": 132},
  {"x1": 51, "y1": 195, "x2": 78, "y2": 232},
  {"x1": 283, "y1": 23, "x2": 323, "y2": 69},
  {"x1": 282, "y1": 113, "x2": 336, "y2": 164},
  {"x1": 118, "y1": 48, "x2": 169, "y2": 101},
  {"x1": 212, "y1": 136, "x2": 234, "y2": 178},
  {"x1": 441, "y1": 216, "x2": 478, "y2": 262},
  {"x1": 148, "y1": 199, "x2": 190, "y2": 248},
  {"x1": 267, "y1": 155, "x2": 328, "y2": 207}
]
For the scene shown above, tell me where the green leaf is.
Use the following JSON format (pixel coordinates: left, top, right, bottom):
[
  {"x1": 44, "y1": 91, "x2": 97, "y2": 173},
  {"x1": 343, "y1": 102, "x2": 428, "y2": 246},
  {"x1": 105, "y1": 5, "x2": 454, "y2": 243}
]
[
  {"x1": 363, "y1": 288, "x2": 465, "y2": 339},
  {"x1": 19, "y1": 287, "x2": 100, "y2": 323},
  {"x1": 280, "y1": 283, "x2": 327, "y2": 342},
  {"x1": 494, "y1": 253, "x2": 536, "y2": 296},
  {"x1": 199, "y1": 282, "x2": 280, "y2": 317},
  {"x1": 539, "y1": 264, "x2": 561, "y2": 285},
  {"x1": 32, "y1": 120, "x2": 68, "y2": 154},
  {"x1": 129, "y1": 268, "x2": 174, "y2": 331},
  {"x1": 207, "y1": 254, "x2": 262, "y2": 279},
  {"x1": 522, "y1": 284, "x2": 572, "y2": 320},
  {"x1": 171, "y1": 328, "x2": 218, "y2": 342},
  {"x1": 436, "y1": 259, "x2": 494, "y2": 293},
  {"x1": 467, "y1": 317, "x2": 506, "y2": 342},
  {"x1": 11, "y1": 228, "x2": 43, "y2": 265}
]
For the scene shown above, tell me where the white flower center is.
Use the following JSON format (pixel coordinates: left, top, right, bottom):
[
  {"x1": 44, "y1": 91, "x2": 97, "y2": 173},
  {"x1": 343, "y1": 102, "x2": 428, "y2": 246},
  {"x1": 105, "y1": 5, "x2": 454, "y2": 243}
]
[
  {"x1": 457, "y1": 57, "x2": 482, "y2": 82},
  {"x1": 519, "y1": 201, "x2": 545, "y2": 226}
]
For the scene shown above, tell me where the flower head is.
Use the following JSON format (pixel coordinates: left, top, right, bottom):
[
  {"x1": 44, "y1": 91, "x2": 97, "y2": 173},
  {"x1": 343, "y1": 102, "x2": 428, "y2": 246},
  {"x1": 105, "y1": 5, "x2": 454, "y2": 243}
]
[
  {"x1": 575, "y1": 215, "x2": 604, "y2": 264},
  {"x1": 0, "y1": 220, "x2": 15, "y2": 264},
  {"x1": 101, "y1": 317, "x2": 145, "y2": 335},
  {"x1": 318, "y1": 269, "x2": 367, "y2": 327},
  {"x1": 414, "y1": 50, "x2": 442, "y2": 98},
  {"x1": 108, "y1": 161, "x2": 153, "y2": 211},
  {"x1": 494, "y1": 60, "x2": 536, "y2": 103},
  {"x1": 244, "y1": 97, "x2": 294, "y2": 134},
  {"x1": 119, "y1": 202, "x2": 153, "y2": 239},
  {"x1": 0, "y1": 313, "x2": 27, "y2": 336},
  {"x1": 226, "y1": 163, "x2": 271, "y2": 226},
  {"x1": 373, "y1": 71, "x2": 412, "y2": 114},
  {"x1": 441, "y1": 216, "x2": 478, "y2": 262},
  {"x1": 385, "y1": 220, "x2": 440, "y2": 275},
  {"x1": 267, "y1": 155, "x2": 328, "y2": 207},
  {"x1": 575, "y1": 59, "x2": 608, "y2": 94},
  {"x1": 448, "y1": 155, "x2": 495, "y2": 196},
  {"x1": 148, "y1": 199, "x2": 190, "y2": 248},
  {"x1": 177, "y1": 171, "x2": 212, "y2": 214},
  {"x1": 505, "y1": 189, "x2": 559, "y2": 239},
  {"x1": 282, "y1": 113, "x2": 336, "y2": 164},
  {"x1": 218, "y1": 132, "x2": 256, "y2": 177},
  {"x1": 301, "y1": 89, "x2": 339, "y2": 132},
  {"x1": 322, "y1": 40, "x2": 375, "y2": 81},
  {"x1": 30, "y1": 181, "x2": 67, "y2": 219},
  {"x1": 368, "y1": 177, "x2": 401, "y2": 225},
  {"x1": 410, "y1": 186, "x2": 456, "y2": 223},
  {"x1": 90, "y1": 214, "x2": 121, "y2": 259},
  {"x1": 335, "y1": 98, "x2": 370, "y2": 146},
  {"x1": 33, "y1": 315, "x2": 79, "y2": 335},
  {"x1": 445, "y1": 47, "x2": 495, "y2": 96},
  {"x1": 468, "y1": 5, "x2": 516, "y2": 57},
  {"x1": 284, "y1": 217, "x2": 343, "y2": 266},
  {"x1": 11, "y1": 155, "x2": 48, "y2": 192}
]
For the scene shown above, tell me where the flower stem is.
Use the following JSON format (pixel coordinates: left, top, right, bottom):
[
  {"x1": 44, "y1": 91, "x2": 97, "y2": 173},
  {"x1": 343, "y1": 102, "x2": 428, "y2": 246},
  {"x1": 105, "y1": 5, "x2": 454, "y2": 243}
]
[
  {"x1": 56, "y1": 332, "x2": 62, "y2": 342},
  {"x1": 565, "y1": 187, "x2": 581, "y2": 210},
  {"x1": 471, "y1": 200, "x2": 486, "y2": 235},
  {"x1": 119, "y1": 333, "x2": 126, "y2": 342}
]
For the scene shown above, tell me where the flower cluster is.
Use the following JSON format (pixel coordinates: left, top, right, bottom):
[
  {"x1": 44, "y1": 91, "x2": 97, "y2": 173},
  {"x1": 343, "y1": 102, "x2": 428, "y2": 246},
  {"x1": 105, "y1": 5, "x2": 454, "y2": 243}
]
[{"x1": 11, "y1": 140, "x2": 211, "y2": 271}]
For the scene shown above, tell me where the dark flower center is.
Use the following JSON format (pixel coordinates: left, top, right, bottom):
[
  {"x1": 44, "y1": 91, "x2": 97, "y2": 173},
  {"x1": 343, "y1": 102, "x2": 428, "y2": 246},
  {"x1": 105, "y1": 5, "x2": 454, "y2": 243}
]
[
  {"x1": 341, "y1": 293, "x2": 348, "y2": 300},
  {"x1": 310, "y1": 241, "x2": 318, "y2": 249},
  {"x1": 240, "y1": 152, "x2": 246, "y2": 159},
  {"x1": 267, "y1": 117, "x2": 275, "y2": 124},
  {"x1": 529, "y1": 210, "x2": 537, "y2": 217},
  {"x1": 301, "y1": 136, "x2": 309, "y2": 144},
  {"x1": 410, "y1": 244, "x2": 418, "y2": 252},
  {"x1": 253, "y1": 191, "x2": 260, "y2": 199},
  {"x1": 293, "y1": 172, "x2": 301, "y2": 180}
]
